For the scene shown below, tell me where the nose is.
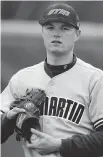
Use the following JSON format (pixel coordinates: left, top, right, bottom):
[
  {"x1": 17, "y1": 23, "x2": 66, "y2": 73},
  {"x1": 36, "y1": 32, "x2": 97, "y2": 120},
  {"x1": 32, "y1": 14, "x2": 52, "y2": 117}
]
[
  {"x1": 54, "y1": 34, "x2": 60, "y2": 38},
  {"x1": 53, "y1": 29, "x2": 61, "y2": 38}
]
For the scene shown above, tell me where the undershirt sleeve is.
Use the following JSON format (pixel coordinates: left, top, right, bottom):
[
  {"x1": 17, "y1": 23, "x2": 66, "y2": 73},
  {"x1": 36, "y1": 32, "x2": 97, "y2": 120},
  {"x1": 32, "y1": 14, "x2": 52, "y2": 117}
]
[
  {"x1": 1, "y1": 113, "x2": 16, "y2": 143},
  {"x1": 60, "y1": 130, "x2": 103, "y2": 157},
  {"x1": 0, "y1": 75, "x2": 17, "y2": 143}
]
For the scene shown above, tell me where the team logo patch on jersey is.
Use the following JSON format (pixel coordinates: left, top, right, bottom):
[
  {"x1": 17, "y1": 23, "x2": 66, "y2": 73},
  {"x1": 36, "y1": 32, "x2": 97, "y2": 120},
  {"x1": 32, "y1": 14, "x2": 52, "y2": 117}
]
[
  {"x1": 48, "y1": 9, "x2": 70, "y2": 16},
  {"x1": 40, "y1": 96, "x2": 85, "y2": 125},
  {"x1": 24, "y1": 102, "x2": 34, "y2": 110}
]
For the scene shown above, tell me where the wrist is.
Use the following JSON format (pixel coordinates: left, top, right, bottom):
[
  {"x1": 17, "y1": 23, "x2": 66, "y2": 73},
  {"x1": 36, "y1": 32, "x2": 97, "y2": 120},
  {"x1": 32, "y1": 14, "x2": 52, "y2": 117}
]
[
  {"x1": 55, "y1": 138, "x2": 62, "y2": 152},
  {"x1": 6, "y1": 112, "x2": 13, "y2": 119},
  {"x1": 6, "y1": 111, "x2": 18, "y2": 120}
]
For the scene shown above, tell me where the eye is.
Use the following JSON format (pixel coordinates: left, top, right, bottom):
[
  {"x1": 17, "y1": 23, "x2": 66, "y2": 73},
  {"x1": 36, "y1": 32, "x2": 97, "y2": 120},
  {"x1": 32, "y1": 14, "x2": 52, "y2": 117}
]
[
  {"x1": 63, "y1": 26, "x2": 70, "y2": 30},
  {"x1": 46, "y1": 26, "x2": 54, "y2": 30}
]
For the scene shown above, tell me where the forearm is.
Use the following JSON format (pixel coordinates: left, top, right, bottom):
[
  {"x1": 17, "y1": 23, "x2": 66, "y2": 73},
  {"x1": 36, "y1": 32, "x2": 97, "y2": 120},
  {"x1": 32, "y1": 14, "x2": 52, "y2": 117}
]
[
  {"x1": 1, "y1": 113, "x2": 16, "y2": 143},
  {"x1": 60, "y1": 130, "x2": 103, "y2": 157}
]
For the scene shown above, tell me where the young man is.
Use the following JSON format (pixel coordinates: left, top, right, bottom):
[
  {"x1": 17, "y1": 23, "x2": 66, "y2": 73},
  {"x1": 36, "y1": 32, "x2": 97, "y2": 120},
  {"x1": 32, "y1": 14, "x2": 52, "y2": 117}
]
[{"x1": 1, "y1": 3, "x2": 103, "y2": 157}]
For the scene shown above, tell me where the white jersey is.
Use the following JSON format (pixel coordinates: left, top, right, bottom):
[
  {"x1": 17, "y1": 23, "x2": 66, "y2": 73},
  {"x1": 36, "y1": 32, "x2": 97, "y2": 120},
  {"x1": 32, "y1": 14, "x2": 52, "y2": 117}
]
[{"x1": 1, "y1": 58, "x2": 103, "y2": 157}]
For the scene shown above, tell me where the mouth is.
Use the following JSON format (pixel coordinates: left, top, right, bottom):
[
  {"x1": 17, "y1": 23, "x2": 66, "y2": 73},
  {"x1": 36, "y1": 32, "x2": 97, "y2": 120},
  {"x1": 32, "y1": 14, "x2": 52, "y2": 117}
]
[{"x1": 51, "y1": 40, "x2": 62, "y2": 44}]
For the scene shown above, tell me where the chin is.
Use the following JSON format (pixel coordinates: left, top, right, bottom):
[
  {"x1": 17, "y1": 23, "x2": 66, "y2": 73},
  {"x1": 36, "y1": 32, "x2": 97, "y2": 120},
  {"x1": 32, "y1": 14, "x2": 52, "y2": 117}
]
[
  {"x1": 49, "y1": 47, "x2": 64, "y2": 54},
  {"x1": 52, "y1": 51, "x2": 63, "y2": 56},
  {"x1": 52, "y1": 50, "x2": 68, "y2": 57}
]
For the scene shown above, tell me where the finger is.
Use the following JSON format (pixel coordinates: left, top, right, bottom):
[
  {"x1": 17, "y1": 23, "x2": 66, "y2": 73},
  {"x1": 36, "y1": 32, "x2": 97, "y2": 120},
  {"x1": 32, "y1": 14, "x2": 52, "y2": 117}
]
[
  {"x1": 12, "y1": 107, "x2": 26, "y2": 113},
  {"x1": 7, "y1": 108, "x2": 25, "y2": 119},
  {"x1": 27, "y1": 143, "x2": 41, "y2": 149},
  {"x1": 31, "y1": 128, "x2": 44, "y2": 137},
  {"x1": 31, "y1": 134, "x2": 39, "y2": 142},
  {"x1": 36, "y1": 149, "x2": 44, "y2": 155},
  {"x1": 26, "y1": 143, "x2": 37, "y2": 148},
  {"x1": 27, "y1": 143, "x2": 34, "y2": 148}
]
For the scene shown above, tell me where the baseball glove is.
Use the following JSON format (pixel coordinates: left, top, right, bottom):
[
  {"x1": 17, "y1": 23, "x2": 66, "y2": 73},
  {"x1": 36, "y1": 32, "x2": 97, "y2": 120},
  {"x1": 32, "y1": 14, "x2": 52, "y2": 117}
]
[{"x1": 10, "y1": 88, "x2": 46, "y2": 142}]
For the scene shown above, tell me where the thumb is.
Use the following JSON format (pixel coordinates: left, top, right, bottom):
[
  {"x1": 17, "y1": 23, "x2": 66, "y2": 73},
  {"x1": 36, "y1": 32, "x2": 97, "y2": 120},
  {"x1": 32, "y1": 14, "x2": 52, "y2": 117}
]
[{"x1": 31, "y1": 128, "x2": 44, "y2": 138}]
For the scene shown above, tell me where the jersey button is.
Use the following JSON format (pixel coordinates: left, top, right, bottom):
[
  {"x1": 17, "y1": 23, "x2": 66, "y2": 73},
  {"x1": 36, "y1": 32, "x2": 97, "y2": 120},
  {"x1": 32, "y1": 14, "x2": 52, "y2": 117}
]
[
  {"x1": 49, "y1": 91, "x2": 53, "y2": 94},
  {"x1": 49, "y1": 81, "x2": 54, "y2": 86},
  {"x1": 46, "y1": 120, "x2": 49, "y2": 124}
]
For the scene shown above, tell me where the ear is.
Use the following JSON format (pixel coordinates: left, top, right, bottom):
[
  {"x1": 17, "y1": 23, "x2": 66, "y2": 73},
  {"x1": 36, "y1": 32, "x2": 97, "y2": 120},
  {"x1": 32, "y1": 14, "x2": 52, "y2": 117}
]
[
  {"x1": 41, "y1": 27, "x2": 44, "y2": 38},
  {"x1": 74, "y1": 29, "x2": 81, "y2": 42},
  {"x1": 42, "y1": 26, "x2": 43, "y2": 33}
]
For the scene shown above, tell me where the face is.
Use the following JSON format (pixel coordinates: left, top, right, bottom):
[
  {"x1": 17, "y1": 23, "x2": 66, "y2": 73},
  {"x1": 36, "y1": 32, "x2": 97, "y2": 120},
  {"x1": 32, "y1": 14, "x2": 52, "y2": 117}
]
[{"x1": 42, "y1": 21, "x2": 80, "y2": 55}]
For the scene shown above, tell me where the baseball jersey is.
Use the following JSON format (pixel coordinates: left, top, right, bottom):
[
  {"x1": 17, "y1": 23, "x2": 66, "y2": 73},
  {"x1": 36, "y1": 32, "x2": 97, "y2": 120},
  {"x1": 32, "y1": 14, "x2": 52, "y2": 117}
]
[{"x1": 1, "y1": 57, "x2": 103, "y2": 157}]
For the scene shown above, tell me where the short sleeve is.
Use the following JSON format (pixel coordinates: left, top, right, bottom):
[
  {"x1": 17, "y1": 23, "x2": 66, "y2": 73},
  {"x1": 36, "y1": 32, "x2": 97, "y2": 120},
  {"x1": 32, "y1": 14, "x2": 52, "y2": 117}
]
[
  {"x1": 89, "y1": 75, "x2": 103, "y2": 130},
  {"x1": 0, "y1": 77, "x2": 16, "y2": 113}
]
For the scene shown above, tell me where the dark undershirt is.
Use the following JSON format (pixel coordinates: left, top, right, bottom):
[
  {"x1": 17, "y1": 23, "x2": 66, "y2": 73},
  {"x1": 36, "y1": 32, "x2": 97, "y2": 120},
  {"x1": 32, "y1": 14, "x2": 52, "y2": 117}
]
[{"x1": 44, "y1": 54, "x2": 76, "y2": 78}]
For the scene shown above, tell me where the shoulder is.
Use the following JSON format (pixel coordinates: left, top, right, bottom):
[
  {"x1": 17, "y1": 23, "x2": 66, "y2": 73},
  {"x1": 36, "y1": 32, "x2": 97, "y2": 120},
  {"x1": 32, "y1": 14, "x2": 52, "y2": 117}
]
[
  {"x1": 76, "y1": 58, "x2": 103, "y2": 77},
  {"x1": 11, "y1": 61, "x2": 44, "y2": 81},
  {"x1": 76, "y1": 58, "x2": 103, "y2": 88},
  {"x1": 17, "y1": 61, "x2": 44, "y2": 74}
]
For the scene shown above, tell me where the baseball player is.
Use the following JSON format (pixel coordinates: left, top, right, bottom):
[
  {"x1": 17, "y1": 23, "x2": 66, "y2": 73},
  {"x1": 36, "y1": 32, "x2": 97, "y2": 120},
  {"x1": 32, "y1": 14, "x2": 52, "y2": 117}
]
[{"x1": 1, "y1": 3, "x2": 103, "y2": 157}]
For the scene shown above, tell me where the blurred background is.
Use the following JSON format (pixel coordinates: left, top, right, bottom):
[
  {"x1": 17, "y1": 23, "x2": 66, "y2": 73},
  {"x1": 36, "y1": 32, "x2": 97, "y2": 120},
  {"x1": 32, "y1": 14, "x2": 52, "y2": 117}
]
[{"x1": 1, "y1": 1, "x2": 103, "y2": 157}]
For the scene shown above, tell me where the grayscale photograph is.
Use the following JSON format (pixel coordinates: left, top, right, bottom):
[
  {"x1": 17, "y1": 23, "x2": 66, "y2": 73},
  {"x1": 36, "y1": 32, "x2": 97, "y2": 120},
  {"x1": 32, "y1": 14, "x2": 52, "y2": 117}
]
[{"x1": 1, "y1": 1, "x2": 103, "y2": 157}]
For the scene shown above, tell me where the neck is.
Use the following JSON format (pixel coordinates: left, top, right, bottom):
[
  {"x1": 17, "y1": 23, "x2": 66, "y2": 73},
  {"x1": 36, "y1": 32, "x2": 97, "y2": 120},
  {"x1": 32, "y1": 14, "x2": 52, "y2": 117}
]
[{"x1": 47, "y1": 50, "x2": 74, "y2": 65}]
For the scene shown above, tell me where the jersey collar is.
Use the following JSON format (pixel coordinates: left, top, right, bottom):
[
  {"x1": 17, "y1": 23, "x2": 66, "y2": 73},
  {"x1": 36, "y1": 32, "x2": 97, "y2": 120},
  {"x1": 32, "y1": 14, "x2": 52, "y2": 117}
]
[{"x1": 44, "y1": 54, "x2": 77, "y2": 78}]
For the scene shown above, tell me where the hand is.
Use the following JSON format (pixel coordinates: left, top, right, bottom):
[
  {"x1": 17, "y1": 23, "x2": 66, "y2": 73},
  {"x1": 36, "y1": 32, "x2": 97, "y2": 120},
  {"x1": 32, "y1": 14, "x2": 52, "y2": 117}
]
[
  {"x1": 26, "y1": 128, "x2": 61, "y2": 155},
  {"x1": 22, "y1": 138, "x2": 44, "y2": 157},
  {"x1": 6, "y1": 107, "x2": 25, "y2": 119}
]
